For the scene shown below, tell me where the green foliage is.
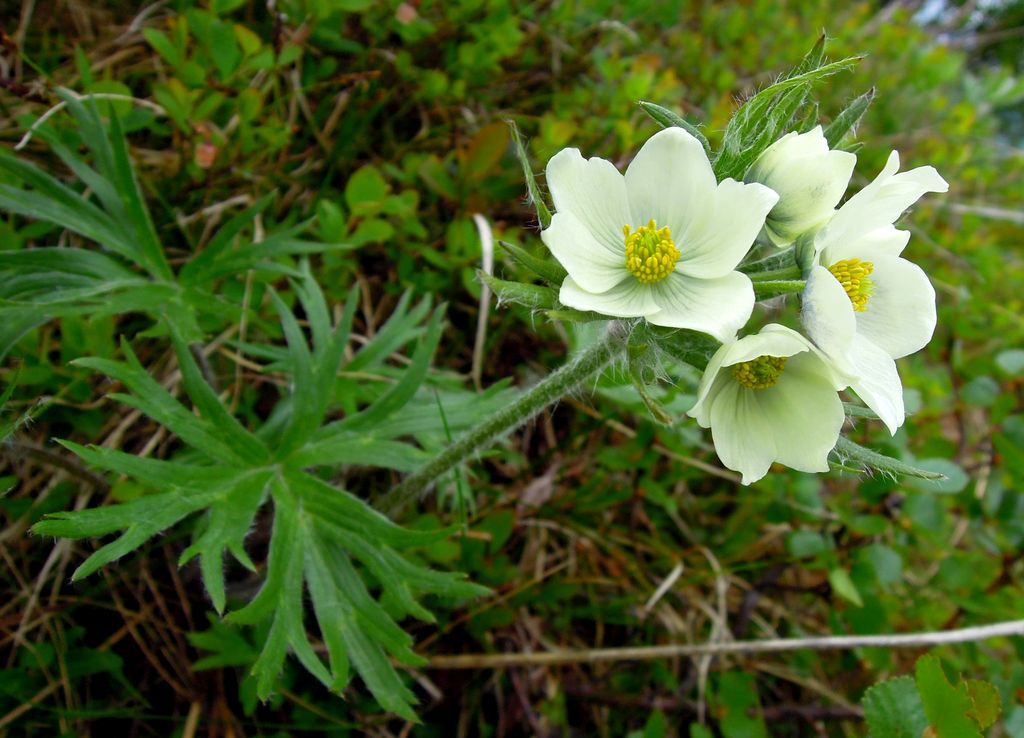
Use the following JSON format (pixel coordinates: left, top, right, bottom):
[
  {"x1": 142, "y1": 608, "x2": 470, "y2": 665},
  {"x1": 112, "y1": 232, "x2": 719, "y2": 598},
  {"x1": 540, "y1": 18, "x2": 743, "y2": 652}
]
[
  {"x1": 33, "y1": 269, "x2": 491, "y2": 718},
  {"x1": 0, "y1": 625, "x2": 140, "y2": 718},
  {"x1": 0, "y1": 372, "x2": 24, "y2": 444},
  {"x1": 638, "y1": 38, "x2": 870, "y2": 180},
  {"x1": 863, "y1": 655, "x2": 1003, "y2": 738},
  {"x1": 0, "y1": 95, "x2": 347, "y2": 359},
  {"x1": 0, "y1": 375, "x2": 27, "y2": 495},
  {"x1": 864, "y1": 676, "x2": 929, "y2": 738},
  {"x1": 712, "y1": 46, "x2": 862, "y2": 179},
  {"x1": 0, "y1": 91, "x2": 176, "y2": 352},
  {"x1": 713, "y1": 672, "x2": 768, "y2": 738},
  {"x1": 626, "y1": 710, "x2": 668, "y2": 738},
  {"x1": 4, "y1": 0, "x2": 1024, "y2": 734},
  {"x1": 916, "y1": 655, "x2": 984, "y2": 738}
]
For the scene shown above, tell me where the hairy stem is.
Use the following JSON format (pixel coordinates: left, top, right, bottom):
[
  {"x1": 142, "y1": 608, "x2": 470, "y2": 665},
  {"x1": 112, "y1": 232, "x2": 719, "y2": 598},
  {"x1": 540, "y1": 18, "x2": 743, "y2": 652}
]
[
  {"x1": 379, "y1": 321, "x2": 627, "y2": 516},
  {"x1": 749, "y1": 264, "x2": 802, "y2": 281},
  {"x1": 753, "y1": 279, "x2": 806, "y2": 301}
]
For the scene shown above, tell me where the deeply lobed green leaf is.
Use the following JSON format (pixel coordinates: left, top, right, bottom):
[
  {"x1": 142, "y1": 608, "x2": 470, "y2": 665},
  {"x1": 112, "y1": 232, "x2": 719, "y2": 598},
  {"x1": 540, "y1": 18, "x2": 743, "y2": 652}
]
[{"x1": 34, "y1": 275, "x2": 491, "y2": 718}]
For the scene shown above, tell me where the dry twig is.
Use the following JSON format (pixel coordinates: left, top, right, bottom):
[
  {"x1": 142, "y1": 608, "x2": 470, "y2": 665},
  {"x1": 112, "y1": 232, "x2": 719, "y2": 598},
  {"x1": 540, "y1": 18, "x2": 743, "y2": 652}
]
[{"x1": 428, "y1": 618, "x2": 1024, "y2": 669}]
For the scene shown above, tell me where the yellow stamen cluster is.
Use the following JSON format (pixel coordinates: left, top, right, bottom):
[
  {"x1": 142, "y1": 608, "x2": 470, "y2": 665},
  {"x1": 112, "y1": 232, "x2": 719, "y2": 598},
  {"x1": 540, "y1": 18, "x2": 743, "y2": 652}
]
[
  {"x1": 827, "y1": 258, "x2": 875, "y2": 312},
  {"x1": 624, "y1": 219, "x2": 680, "y2": 284},
  {"x1": 732, "y1": 355, "x2": 787, "y2": 390}
]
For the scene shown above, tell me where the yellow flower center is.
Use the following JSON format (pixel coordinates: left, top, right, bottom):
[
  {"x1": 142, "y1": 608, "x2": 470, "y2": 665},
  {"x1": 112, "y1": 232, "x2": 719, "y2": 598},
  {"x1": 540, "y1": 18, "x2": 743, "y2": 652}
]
[
  {"x1": 827, "y1": 258, "x2": 875, "y2": 312},
  {"x1": 624, "y1": 219, "x2": 680, "y2": 284},
  {"x1": 732, "y1": 355, "x2": 787, "y2": 390}
]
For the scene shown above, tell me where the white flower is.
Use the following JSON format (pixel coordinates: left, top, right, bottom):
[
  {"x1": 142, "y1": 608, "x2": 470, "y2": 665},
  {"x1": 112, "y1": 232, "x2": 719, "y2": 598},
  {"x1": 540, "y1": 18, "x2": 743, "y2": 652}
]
[
  {"x1": 541, "y1": 128, "x2": 778, "y2": 342},
  {"x1": 801, "y1": 151, "x2": 948, "y2": 434},
  {"x1": 745, "y1": 126, "x2": 857, "y2": 246},
  {"x1": 687, "y1": 324, "x2": 847, "y2": 484}
]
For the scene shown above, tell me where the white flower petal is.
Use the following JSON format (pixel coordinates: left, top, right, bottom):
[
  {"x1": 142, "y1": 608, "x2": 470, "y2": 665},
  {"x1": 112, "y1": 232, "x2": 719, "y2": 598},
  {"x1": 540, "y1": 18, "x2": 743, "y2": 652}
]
[
  {"x1": 821, "y1": 224, "x2": 910, "y2": 264},
  {"x1": 545, "y1": 147, "x2": 631, "y2": 253},
  {"x1": 754, "y1": 129, "x2": 813, "y2": 164},
  {"x1": 558, "y1": 275, "x2": 658, "y2": 317},
  {"x1": 623, "y1": 127, "x2": 716, "y2": 239},
  {"x1": 801, "y1": 265, "x2": 858, "y2": 375},
  {"x1": 717, "y1": 323, "x2": 813, "y2": 366},
  {"x1": 541, "y1": 211, "x2": 627, "y2": 293},
  {"x1": 818, "y1": 150, "x2": 948, "y2": 252},
  {"x1": 747, "y1": 127, "x2": 856, "y2": 246},
  {"x1": 678, "y1": 179, "x2": 779, "y2": 278},
  {"x1": 706, "y1": 380, "x2": 778, "y2": 484},
  {"x1": 690, "y1": 323, "x2": 812, "y2": 425},
  {"x1": 689, "y1": 352, "x2": 729, "y2": 428},
  {"x1": 646, "y1": 271, "x2": 754, "y2": 341},
  {"x1": 855, "y1": 255, "x2": 936, "y2": 359},
  {"x1": 848, "y1": 333, "x2": 906, "y2": 435},
  {"x1": 690, "y1": 324, "x2": 845, "y2": 484},
  {"x1": 757, "y1": 353, "x2": 845, "y2": 473}
]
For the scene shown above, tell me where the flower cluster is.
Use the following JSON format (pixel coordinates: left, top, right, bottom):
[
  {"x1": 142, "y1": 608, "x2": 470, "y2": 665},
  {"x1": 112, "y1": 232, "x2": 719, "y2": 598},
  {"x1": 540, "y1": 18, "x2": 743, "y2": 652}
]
[{"x1": 540, "y1": 126, "x2": 947, "y2": 483}]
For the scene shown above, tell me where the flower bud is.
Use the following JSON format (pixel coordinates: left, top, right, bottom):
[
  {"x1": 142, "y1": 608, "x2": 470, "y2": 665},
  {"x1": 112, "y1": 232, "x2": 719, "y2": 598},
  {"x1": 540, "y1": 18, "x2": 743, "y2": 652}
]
[{"x1": 745, "y1": 126, "x2": 856, "y2": 247}]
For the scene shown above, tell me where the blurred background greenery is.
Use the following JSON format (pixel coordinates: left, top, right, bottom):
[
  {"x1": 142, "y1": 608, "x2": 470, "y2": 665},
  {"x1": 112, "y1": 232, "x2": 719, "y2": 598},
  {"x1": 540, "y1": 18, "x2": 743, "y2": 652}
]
[{"x1": 1, "y1": 0, "x2": 1023, "y2": 735}]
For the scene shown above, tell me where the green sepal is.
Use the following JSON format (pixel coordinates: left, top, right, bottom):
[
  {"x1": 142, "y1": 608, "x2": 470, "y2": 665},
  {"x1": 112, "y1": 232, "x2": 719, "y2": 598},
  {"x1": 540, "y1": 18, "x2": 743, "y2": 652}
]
[
  {"x1": 648, "y1": 326, "x2": 720, "y2": 372},
  {"x1": 637, "y1": 101, "x2": 712, "y2": 157},
  {"x1": 792, "y1": 31, "x2": 827, "y2": 76},
  {"x1": 544, "y1": 308, "x2": 612, "y2": 323},
  {"x1": 831, "y1": 436, "x2": 947, "y2": 481},
  {"x1": 739, "y1": 246, "x2": 797, "y2": 275},
  {"x1": 824, "y1": 87, "x2": 875, "y2": 148},
  {"x1": 796, "y1": 99, "x2": 821, "y2": 133},
  {"x1": 506, "y1": 119, "x2": 552, "y2": 229},
  {"x1": 497, "y1": 240, "x2": 567, "y2": 285},
  {"x1": 714, "y1": 51, "x2": 861, "y2": 180},
  {"x1": 479, "y1": 272, "x2": 558, "y2": 310},
  {"x1": 842, "y1": 402, "x2": 878, "y2": 419}
]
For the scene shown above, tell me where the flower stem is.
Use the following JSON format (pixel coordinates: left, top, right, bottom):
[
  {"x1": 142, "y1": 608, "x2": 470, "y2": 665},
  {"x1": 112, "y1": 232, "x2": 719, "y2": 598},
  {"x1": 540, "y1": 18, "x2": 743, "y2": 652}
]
[
  {"x1": 749, "y1": 264, "x2": 802, "y2": 281},
  {"x1": 378, "y1": 321, "x2": 627, "y2": 516},
  {"x1": 753, "y1": 279, "x2": 806, "y2": 301}
]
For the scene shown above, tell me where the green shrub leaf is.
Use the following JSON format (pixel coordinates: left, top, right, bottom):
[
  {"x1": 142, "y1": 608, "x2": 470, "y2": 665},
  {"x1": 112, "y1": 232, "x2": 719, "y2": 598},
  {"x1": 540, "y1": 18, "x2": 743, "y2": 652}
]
[
  {"x1": 863, "y1": 676, "x2": 928, "y2": 738},
  {"x1": 916, "y1": 654, "x2": 983, "y2": 738}
]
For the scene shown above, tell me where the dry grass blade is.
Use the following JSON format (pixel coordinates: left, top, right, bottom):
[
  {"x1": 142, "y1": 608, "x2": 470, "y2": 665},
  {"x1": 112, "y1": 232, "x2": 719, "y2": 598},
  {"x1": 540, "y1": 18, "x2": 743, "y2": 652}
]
[{"x1": 428, "y1": 619, "x2": 1024, "y2": 668}]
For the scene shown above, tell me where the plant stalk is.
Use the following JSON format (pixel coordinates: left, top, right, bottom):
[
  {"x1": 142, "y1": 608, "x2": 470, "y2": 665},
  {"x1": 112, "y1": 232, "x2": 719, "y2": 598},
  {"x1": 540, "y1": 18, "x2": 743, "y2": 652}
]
[
  {"x1": 427, "y1": 618, "x2": 1024, "y2": 669},
  {"x1": 749, "y1": 264, "x2": 802, "y2": 281},
  {"x1": 753, "y1": 279, "x2": 806, "y2": 301},
  {"x1": 378, "y1": 321, "x2": 627, "y2": 516}
]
